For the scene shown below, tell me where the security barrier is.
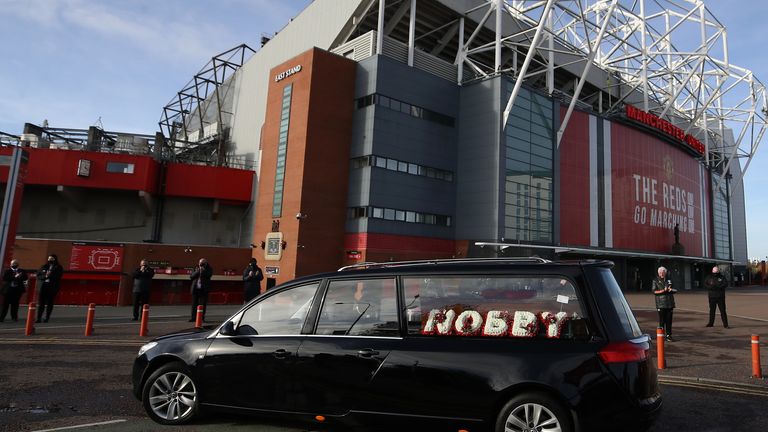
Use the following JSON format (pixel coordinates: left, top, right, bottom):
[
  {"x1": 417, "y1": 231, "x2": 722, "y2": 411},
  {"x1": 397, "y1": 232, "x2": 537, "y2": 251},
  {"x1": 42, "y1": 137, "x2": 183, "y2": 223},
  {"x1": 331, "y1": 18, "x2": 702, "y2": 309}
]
[
  {"x1": 84, "y1": 303, "x2": 95, "y2": 336},
  {"x1": 656, "y1": 327, "x2": 666, "y2": 369},
  {"x1": 24, "y1": 302, "x2": 36, "y2": 336},
  {"x1": 139, "y1": 304, "x2": 150, "y2": 337},
  {"x1": 195, "y1": 305, "x2": 204, "y2": 328},
  {"x1": 752, "y1": 334, "x2": 762, "y2": 379}
]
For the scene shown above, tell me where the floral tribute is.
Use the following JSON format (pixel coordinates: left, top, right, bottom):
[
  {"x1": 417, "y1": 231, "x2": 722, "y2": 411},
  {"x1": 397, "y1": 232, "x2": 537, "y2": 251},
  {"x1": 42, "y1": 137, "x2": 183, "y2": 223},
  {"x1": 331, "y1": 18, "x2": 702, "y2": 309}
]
[
  {"x1": 421, "y1": 308, "x2": 576, "y2": 338},
  {"x1": 539, "y1": 311, "x2": 570, "y2": 338}
]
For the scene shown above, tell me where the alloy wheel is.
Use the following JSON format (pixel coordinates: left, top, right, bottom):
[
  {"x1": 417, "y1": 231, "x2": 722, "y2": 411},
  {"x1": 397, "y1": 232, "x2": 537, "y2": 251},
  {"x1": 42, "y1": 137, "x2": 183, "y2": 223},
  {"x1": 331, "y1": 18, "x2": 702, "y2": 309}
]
[
  {"x1": 503, "y1": 402, "x2": 562, "y2": 432},
  {"x1": 148, "y1": 371, "x2": 197, "y2": 421}
]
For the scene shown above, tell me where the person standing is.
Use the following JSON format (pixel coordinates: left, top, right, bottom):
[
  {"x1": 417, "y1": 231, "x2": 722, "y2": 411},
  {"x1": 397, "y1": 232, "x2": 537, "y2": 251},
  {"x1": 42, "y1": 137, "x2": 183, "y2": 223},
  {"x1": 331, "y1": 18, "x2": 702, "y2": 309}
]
[
  {"x1": 242, "y1": 258, "x2": 264, "y2": 303},
  {"x1": 704, "y1": 265, "x2": 729, "y2": 328},
  {"x1": 36, "y1": 254, "x2": 64, "y2": 323},
  {"x1": 189, "y1": 258, "x2": 213, "y2": 322},
  {"x1": 132, "y1": 259, "x2": 155, "y2": 321},
  {"x1": 1, "y1": 260, "x2": 28, "y2": 322},
  {"x1": 652, "y1": 266, "x2": 676, "y2": 341}
]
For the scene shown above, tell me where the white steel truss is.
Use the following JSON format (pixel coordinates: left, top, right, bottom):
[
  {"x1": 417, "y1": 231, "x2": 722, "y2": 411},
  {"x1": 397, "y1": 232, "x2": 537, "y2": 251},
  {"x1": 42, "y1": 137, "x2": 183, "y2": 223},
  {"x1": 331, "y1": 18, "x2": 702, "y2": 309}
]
[{"x1": 449, "y1": 0, "x2": 766, "y2": 186}]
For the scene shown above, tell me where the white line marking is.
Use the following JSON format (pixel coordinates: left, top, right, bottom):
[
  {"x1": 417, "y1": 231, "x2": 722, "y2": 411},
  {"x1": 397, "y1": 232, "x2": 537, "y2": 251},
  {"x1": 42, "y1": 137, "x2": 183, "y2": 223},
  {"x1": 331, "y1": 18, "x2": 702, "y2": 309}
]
[{"x1": 31, "y1": 419, "x2": 127, "y2": 432}]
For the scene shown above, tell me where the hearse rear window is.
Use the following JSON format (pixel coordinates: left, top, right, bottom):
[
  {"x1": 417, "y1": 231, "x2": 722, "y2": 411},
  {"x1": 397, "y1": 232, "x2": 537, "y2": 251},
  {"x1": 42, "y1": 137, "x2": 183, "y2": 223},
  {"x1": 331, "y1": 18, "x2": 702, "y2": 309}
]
[
  {"x1": 403, "y1": 276, "x2": 586, "y2": 339},
  {"x1": 315, "y1": 278, "x2": 399, "y2": 337}
]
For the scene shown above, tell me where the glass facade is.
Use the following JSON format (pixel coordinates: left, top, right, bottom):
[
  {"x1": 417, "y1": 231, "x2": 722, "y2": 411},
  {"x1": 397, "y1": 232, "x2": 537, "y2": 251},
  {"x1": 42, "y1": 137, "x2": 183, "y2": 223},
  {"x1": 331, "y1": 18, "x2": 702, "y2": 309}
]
[
  {"x1": 348, "y1": 206, "x2": 451, "y2": 227},
  {"x1": 503, "y1": 82, "x2": 554, "y2": 242},
  {"x1": 711, "y1": 172, "x2": 732, "y2": 260},
  {"x1": 272, "y1": 84, "x2": 293, "y2": 218},
  {"x1": 351, "y1": 155, "x2": 453, "y2": 182},
  {"x1": 356, "y1": 93, "x2": 455, "y2": 127}
]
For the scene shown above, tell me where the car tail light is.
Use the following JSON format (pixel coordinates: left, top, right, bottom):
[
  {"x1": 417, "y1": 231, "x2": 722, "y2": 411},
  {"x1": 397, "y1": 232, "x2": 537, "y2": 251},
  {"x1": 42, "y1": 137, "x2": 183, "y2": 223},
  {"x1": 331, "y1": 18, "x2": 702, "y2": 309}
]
[{"x1": 598, "y1": 340, "x2": 649, "y2": 364}]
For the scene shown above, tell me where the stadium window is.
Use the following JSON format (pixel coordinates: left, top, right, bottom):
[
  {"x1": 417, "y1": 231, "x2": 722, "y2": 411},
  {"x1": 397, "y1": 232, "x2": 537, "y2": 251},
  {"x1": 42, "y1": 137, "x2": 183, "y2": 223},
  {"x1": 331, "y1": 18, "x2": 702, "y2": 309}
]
[
  {"x1": 375, "y1": 156, "x2": 387, "y2": 169},
  {"x1": 350, "y1": 207, "x2": 367, "y2": 218},
  {"x1": 106, "y1": 162, "x2": 135, "y2": 174}
]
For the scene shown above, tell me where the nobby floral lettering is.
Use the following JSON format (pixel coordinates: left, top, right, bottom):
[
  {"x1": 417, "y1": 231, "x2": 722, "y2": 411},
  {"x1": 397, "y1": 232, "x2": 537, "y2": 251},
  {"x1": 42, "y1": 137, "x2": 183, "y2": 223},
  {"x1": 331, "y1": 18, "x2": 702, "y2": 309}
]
[
  {"x1": 421, "y1": 309, "x2": 456, "y2": 335},
  {"x1": 454, "y1": 310, "x2": 483, "y2": 336},
  {"x1": 510, "y1": 311, "x2": 538, "y2": 338},
  {"x1": 421, "y1": 308, "x2": 576, "y2": 338},
  {"x1": 482, "y1": 310, "x2": 510, "y2": 336},
  {"x1": 539, "y1": 311, "x2": 569, "y2": 338}
]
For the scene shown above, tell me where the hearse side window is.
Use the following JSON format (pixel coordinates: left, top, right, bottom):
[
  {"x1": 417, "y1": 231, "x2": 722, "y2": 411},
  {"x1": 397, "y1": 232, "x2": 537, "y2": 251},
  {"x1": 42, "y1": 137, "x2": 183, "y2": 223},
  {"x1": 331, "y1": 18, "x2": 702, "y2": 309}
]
[
  {"x1": 238, "y1": 283, "x2": 318, "y2": 335},
  {"x1": 404, "y1": 276, "x2": 587, "y2": 340},
  {"x1": 315, "y1": 278, "x2": 398, "y2": 337}
]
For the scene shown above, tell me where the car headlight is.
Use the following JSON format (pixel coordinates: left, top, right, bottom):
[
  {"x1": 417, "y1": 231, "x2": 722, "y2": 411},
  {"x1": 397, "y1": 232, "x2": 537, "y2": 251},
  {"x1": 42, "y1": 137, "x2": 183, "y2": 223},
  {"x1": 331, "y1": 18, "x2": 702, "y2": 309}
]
[{"x1": 138, "y1": 341, "x2": 158, "y2": 357}]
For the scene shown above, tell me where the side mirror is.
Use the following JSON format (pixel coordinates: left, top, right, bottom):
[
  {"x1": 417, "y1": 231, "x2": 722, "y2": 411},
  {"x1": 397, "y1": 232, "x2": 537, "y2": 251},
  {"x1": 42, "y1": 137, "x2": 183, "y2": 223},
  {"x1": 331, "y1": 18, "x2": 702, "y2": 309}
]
[{"x1": 219, "y1": 321, "x2": 237, "y2": 336}]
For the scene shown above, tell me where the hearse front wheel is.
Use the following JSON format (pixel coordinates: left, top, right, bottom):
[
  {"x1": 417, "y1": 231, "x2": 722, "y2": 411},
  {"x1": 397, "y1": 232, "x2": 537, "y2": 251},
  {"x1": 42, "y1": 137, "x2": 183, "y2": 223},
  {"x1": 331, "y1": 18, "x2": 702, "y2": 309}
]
[{"x1": 142, "y1": 362, "x2": 200, "y2": 425}]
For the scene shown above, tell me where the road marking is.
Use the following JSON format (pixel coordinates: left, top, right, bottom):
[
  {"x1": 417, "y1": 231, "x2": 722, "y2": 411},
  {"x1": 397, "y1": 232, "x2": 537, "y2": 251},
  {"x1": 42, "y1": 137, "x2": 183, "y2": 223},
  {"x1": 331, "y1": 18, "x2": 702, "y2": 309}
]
[
  {"x1": 30, "y1": 419, "x2": 127, "y2": 432},
  {"x1": 660, "y1": 378, "x2": 768, "y2": 397}
]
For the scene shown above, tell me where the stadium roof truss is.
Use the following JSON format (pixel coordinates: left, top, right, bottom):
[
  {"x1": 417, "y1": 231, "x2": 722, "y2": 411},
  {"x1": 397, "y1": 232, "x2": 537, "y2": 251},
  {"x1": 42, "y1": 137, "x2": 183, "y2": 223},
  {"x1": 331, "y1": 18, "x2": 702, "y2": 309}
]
[
  {"x1": 350, "y1": 0, "x2": 766, "y2": 190},
  {"x1": 159, "y1": 44, "x2": 255, "y2": 167}
]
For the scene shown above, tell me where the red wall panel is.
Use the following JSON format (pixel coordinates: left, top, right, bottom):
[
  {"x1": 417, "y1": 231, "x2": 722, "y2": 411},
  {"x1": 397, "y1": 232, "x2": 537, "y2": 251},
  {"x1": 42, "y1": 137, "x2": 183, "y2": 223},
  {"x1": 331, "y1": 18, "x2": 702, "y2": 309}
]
[
  {"x1": 559, "y1": 108, "x2": 591, "y2": 246},
  {"x1": 610, "y1": 122, "x2": 706, "y2": 254},
  {"x1": 23, "y1": 148, "x2": 159, "y2": 192},
  {"x1": 164, "y1": 163, "x2": 253, "y2": 203},
  {"x1": 345, "y1": 233, "x2": 455, "y2": 254},
  {"x1": 2, "y1": 148, "x2": 253, "y2": 203}
]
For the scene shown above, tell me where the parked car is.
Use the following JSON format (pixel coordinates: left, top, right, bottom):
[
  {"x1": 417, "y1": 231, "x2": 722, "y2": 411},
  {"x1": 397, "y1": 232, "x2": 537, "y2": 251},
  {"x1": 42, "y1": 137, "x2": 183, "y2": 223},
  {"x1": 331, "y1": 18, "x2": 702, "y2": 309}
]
[{"x1": 132, "y1": 258, "x2": 661, "y2": 431}]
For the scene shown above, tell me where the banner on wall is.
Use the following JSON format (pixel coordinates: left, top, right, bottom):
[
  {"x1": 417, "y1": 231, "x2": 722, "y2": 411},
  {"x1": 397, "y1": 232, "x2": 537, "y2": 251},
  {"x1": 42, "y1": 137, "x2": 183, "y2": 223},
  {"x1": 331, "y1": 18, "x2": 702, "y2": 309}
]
[
  {"x1": 69, "y1": 243, "x2": 124, "y2": 272},
  {"x1": 610, "y1": 122, "x2": 707, "y2": 254},
  {"x1": 558, "y1": 109, "x2": 708, "y2": 256}
]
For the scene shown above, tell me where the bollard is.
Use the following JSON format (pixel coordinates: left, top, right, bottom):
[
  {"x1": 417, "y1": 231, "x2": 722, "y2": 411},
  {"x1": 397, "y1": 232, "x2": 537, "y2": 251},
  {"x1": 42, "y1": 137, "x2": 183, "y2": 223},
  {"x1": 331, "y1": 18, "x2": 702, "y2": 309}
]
[
  {"x1": 195, "y1": 305, "x2": 204, "y2": 328},
  {"x1": 139, "y1": 304, "x2": 150, "y2": 337},
  {"x1": 752, "y1": 334, "x2": 762, "y2": 379},
  {"x1": 25, "y1": 302, "x2": 36, "y2": 336},
  {"x1": 84, "y1": 303, "x2": 96, "y2": 336},
  {"x1": 656, "y1": 327, "x2": 666, "y2": 370}
]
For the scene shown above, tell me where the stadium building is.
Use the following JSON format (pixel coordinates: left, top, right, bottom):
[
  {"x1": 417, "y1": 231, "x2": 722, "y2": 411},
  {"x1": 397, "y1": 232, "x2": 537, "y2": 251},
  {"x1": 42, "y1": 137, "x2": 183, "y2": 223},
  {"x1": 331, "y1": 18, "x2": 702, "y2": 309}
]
[{"x1": 2, "y1": 0, "x2": 765, "y2": 304}]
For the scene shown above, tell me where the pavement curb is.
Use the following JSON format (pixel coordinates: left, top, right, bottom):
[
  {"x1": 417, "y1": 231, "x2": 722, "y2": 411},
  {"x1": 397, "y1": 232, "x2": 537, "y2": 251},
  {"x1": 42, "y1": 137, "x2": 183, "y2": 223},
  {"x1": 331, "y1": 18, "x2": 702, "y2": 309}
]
[{"x1": 659, "y1": 374, "x2": 768, "y2": 396}]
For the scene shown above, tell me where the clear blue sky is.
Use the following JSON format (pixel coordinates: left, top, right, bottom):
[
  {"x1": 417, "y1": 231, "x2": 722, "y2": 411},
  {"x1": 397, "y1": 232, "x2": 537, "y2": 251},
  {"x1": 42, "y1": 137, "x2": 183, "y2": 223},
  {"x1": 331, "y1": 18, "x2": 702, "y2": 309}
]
[{"x1": 1, "y1": 0, "x2": 766, "y2": 261}]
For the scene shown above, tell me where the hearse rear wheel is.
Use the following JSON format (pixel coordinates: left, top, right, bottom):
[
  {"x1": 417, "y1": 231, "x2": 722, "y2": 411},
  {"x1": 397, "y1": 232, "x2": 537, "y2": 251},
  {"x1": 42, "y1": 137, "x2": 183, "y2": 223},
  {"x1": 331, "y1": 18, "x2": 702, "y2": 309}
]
[{"x1": 495, "y1": 392, "x2": 573, "y2": 432}]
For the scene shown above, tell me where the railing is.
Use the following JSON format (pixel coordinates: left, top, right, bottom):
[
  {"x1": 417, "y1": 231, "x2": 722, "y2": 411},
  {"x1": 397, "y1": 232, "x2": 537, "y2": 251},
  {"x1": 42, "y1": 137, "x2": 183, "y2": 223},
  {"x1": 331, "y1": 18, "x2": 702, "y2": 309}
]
[
  {"x1": 338, "y1": 257, "x2": 551, "y2": 271},
  {"x1": 332, "y1": 31, "x2": 458, "y2": 83}
]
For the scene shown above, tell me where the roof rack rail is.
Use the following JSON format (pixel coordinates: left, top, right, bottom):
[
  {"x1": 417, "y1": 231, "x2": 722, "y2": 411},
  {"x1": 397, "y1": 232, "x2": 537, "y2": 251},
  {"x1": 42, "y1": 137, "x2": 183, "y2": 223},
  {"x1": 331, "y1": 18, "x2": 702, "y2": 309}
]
[{"x1": 337, "y1": 257, "x2": 550, "y2": 272}]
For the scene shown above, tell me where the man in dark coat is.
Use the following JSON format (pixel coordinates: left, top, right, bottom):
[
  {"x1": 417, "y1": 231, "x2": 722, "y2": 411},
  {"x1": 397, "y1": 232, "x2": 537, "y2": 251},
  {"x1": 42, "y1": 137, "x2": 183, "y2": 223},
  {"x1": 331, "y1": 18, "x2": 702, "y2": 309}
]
[
  {"x1": 132, "y1": 259, "x2": 155, "y2": 321},
  {"x1": 652, "y1": 266, "x2": 676, "y2": 341},
  {"x1": 189, "y1": 258, "x2": 213, "y2": 322},
  {"x1": 242, "y1": 258, "x2": 264, "y2": 303},
  {"x1": 704, "y1": 265, "x2": 729, "y2": 328},
  {"x1": 1, "y1": 259, "x2": 28, "y2": 322},
  {"x1": 36, "y1": 254, "x2": 64, "y2": 323}
]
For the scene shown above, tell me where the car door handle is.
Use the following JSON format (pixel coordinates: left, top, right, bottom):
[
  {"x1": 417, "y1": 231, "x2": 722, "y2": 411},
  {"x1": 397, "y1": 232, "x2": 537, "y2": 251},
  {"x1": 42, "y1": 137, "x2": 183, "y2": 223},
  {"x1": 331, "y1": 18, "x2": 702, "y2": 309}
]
[
  {"x1": 357, "y1": 349, "x2": 380, "y2": 358},
  {"x1": 272, "y1": 349, "x2": 290, "y2": 359}
]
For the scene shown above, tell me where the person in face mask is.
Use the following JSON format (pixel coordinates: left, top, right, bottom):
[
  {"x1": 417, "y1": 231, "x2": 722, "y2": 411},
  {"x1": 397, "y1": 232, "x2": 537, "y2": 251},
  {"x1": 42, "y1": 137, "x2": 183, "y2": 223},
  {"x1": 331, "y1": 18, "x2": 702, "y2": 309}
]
[
  {"x1": 1, "y1": 259, "x2": 28, "y2": 322},
  {"x1": 36, "y1": 254, "x2": 64, "y2": 323},
  {"x1": 189, "y1": 258, "x2": 213, "y2": 322}
]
